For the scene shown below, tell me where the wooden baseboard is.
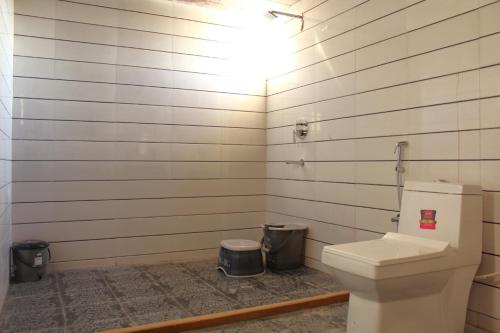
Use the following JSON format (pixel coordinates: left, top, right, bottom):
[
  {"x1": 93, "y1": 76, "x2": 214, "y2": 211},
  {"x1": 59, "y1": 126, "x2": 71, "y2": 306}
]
[{"x1": 102, "y1": 291, "x2": 349, "y2": 333}]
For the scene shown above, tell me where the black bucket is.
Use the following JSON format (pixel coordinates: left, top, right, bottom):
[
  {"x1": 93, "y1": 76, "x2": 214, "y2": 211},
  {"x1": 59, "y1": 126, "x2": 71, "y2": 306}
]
[
  {"x1": 262, "y1": 224, "x2": 307, "y2": 270},
  {"x1": 11, "y1": 240, "x2": 51, "y2": 283}
]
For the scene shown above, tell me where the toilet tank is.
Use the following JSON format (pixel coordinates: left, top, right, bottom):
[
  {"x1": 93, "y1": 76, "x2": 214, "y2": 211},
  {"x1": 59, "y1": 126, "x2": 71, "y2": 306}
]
[{"x1": 398, "y1": 181, "x2": 482, "y2": 265}]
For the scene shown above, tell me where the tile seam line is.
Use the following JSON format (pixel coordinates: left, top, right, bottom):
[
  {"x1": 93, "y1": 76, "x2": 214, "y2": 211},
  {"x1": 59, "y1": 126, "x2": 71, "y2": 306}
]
[
  {"x1": 48, "y1": 247, "x2": 219, "y2": 263},
  {"x1": 268, "y1": 209, "x2": 388, "y2": 233},
  {"x1": 13, "y1": 13, "x2": 234, "y2": 44},
  {"x1": 11, "y1": 160, "x2": 268, "y2": 162},
  {"x1": 12, "y1": 178, "x2": 268, "y2": 183},
  {"x1": 266, "y1": 128, "x2": 497, "y2": 147},
  {"x1": 269, "y1": 0, "x2": 500, "y2": 80},
  {"x1": 12, "y1": 194, "x2": 268, "y2": 204},
  {"x1": 266, "y1": 94, "x2": 500, "y2": 129},
  {"x1": 14, "y1": 54, "x2": 242, "y2": 78},
  {"x1": 11, "y1": 139, "x2": 266, "y2": 147},
  {"x1": 11, "y1": 210, "x2": 265, "y2": 225},
  {"x1": 267, "y1": 32, "x2": 500, "y2": 96},
  {"x1": 11, "y1": 97, "x2": 264, "y2": 113},
  {"x1": 288, "y1": 0, "x2": 372, "y2": 39},
  {"x1": 13, "y1": 34, "x2": 232, "y2": 61},
  {"x1": 57, "y1": 0, "x2": 244, "y2": 30},
  {"x1": 13, "y1": 75, "x2": 266, "y2": 98},
  {"x1": 266, "y1": 194, "x2": 398, "y2": 212},
  {"x1": 285, "y1": 0, "x2": 497, "y2": 58},
  {"x1": 11, "y1": 118, "x2": 266, "y2": 130},
  {"x1": 267, "y1": 64, "x2": 500, "y2": 113},
  {"x1": 270, "y1": 210, "x2": 498, "y2": 229},
  {"x1": 41, "y1": 227, "x2": 261, "y2": 244}
]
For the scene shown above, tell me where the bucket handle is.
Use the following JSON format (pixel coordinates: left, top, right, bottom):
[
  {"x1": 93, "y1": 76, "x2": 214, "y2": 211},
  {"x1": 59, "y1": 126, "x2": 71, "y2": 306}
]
[
  {"x1": 261, "y1": 228, "x2": 299, "y2": 255},
  {"x1": 11, "y1": 247, "x2": 51, "y2": 268}
]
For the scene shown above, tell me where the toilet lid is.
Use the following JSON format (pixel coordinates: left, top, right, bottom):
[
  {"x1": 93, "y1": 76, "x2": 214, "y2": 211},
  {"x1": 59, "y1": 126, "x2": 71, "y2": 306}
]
[{"x1": 323, "y1": 233, "x2": 451, "y2": 266}]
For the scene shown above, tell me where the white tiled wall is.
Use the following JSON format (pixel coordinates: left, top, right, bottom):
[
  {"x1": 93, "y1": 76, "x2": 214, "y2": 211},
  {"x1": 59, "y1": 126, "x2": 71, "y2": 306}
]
[
  {"x1": 266, "y1": 0, "x2": 500, "y2": 330},
  {"x1": 11, "y1": 0, "x2": 267, "y2": 269},
  {"x1": 0, "y1": 0, "x2": 12, "y2": 311}
]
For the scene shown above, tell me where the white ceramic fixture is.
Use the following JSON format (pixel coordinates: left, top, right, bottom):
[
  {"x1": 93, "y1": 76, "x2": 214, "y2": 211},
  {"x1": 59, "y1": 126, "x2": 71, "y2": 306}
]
[{"x1": 322, "y1": 181, "x2": 482, "y2": 333}]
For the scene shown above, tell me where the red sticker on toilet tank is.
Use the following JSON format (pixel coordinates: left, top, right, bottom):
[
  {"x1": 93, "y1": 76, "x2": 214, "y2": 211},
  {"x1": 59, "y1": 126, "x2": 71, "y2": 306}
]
[{"x1": 420, "y1": 210, "x2": 437, "y2": 230}]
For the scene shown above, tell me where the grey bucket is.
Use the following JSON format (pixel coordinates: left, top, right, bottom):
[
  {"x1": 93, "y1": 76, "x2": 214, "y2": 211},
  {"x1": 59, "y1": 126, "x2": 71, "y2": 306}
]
[
  {"x1": 262, "y1": 224, "x2": 308, "y2": 270},
  {"x1": 11, "y1": 240, "x2": 51, "y2": 283}
]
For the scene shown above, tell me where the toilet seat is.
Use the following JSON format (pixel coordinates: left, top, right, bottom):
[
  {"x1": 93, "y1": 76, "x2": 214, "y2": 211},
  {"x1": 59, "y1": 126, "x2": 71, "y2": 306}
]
[{"x1": 322, "y1": 232, "x2": 454, "y2": 280}]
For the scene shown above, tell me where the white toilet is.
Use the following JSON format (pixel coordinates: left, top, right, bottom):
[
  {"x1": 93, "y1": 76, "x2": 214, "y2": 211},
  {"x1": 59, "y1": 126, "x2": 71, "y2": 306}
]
[{"x1": 322, "y1": 181, "x2": 482, "y2": 333}]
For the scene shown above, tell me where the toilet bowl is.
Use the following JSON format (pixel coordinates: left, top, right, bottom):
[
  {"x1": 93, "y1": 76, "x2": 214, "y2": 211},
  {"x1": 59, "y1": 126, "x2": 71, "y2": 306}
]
[{"x1": 322, "y1": 181, "x2": 482, "y2": 333}]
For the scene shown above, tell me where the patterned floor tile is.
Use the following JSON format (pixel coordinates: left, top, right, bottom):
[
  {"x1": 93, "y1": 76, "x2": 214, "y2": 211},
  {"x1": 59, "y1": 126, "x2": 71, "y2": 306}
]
[
  {"x1": 160, "y1": 278, "x2": 215, "y2": 298},
  {"x1": 59, "y1": 276, "x2": 109, "y2": 294},
  {"x1": 0, "y1": 260, "x2": 347, "y2": 333},
  {"x1": 220, "y1": 282, "x2": 289, "y2": 307},
  {"x1": 7, "y1": 274, "x2": 59, "y2": 298},
  {"x1": 108, "y1": 280, "x2": 164, "y2": 300},
  {"x1": 121, "y1": 295, "x2": 188, "y2": 325},
  {"x1": 67, "y1": 317, "x2": 130, "y2": 333},
  {"x1": 61, "y1": 287, "x2": 116, "y2": 307},
  {"x1": 2, "y1": 293, "x2": 62, "y2": 315},
  {"x1": 64, "y1": 301, "x2": 126, "y2": 324},
  {"x1": 0, "y1": 307, "x2": 65, "y2": 333},
  {"x1": 57, "y1": 269, "x2": 101, "y2": 281},
  {"x1": 175, "y1": 290, "x2": 240, "y2": 315},
  {"x1": 143, "y1": 263, "x2": 193, "y2": 281}
]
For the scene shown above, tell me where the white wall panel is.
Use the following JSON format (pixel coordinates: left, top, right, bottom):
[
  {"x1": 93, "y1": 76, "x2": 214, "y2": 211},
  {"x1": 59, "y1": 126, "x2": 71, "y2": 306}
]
[
  {"x1": 267, "y1": 0, "x2": 500, "y2": 330},
  {"x1": 0, "y1": 0, "x2": 11, "y2": 311},
  {"x1": 12, "y1": 0, "x2": 267, "y2": 268}
]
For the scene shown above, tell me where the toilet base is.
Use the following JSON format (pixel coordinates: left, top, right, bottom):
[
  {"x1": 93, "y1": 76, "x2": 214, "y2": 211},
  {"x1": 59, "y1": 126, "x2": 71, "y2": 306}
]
[{"x1": 344, "y1": 265, "x2": 477, "y2": 333}]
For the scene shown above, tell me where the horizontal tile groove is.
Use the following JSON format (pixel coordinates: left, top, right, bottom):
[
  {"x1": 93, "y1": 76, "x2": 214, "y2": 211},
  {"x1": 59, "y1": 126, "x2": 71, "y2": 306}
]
[
  {"x1": 48, "y1": 246, "x2": 219, "y2": 264},
  {"x1": 14, "y1": 75, "x2": 266, "y2": 98},
  {"x1": 305, "y1": 238, "x2": 331, "y2": 246},
  {"x1": 14, "y1": 55, "x2": 233, "y2": 78},
  {"x1": 268, "y1": 64, "x2": 498, "y2": 113},
  {"x1": 12, "y1": 97, "x2": 264, "y2": 113},
  {"x1": 288, "y1": 0, "x2": 370, "y2": 39},
  {"x1": 271, "y1": 210, "x2": 495, "y2": 237},
  {"x1": 268, "y1": 32, "x2": 500, "y2": 97},
  {"x1": 12, "y1": 159, "x2": 267, "y2": 162},
  {"x1": 268, "y1": 178, "x2": 396, "y2": 187},
  {"x1": 473, "y1": 280, "x2": 500, "y2": 291},
  {"x1": 466, "y1": 310, "x2": 500, "y2": 323},
  {"x1": 483, "y1": 252, "x2": 500, "y2": 258},
  {"x1": 286, "y1": 0, "x2": 492, "y2": 60},
  {"x1": 267, "y1": 94, "x2": 500, "y2": 129},
  {"x1": 14, "y1": 13, "x2": 234, "y2": 44},
  {"x1": 58, "y1": 0, "x2": 244, "y2": 30},
  {"x1": 12, "y1": 139, "x2": 266, "y2": 147},
  {"x1": 14, "y1": 34, "x2": 232, "y2": 61},
  {"x1": 12, "y1": 210, "x2": 265, "y2": 225},
  {"x1": 266, "y1": 128, "x2": 486, "y2": 147},
  {"x1": 11, "y1": 117, "x2": 266, "y2": 130},
  {"x1": 12, "y1": 193, "x2": 267, "y2": 204},
  {"x1": 267, "y1": 194, "x2": 398, "y2": 212},
  {"x1": 45, "y1": 227, "x2": 261, "y2": 244},
  {"x1": 268, "y1": 210, "x2": 390, "y2": 234},
  {"x1": 287, "y1": 1, "x2": 426, "y2": 54},
  {"x1": 267, "y1": 159, "x2": 486, "y2": 162},
  {"x1": 13, "y1": 178, "x2": 267, "y2": 183},
  {"x1": 270, "y1": 0, "x2": 499, "y2": 80}
]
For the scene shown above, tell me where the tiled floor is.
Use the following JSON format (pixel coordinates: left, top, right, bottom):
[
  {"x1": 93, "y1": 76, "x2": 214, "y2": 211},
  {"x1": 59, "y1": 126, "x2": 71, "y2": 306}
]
[
  {"x1": 190, "y1": 302, "x2": 348, "y2": 333},
  {"x1": 0, "y1": 261, "x2": 346, "y2": 333}
]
